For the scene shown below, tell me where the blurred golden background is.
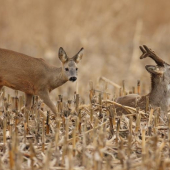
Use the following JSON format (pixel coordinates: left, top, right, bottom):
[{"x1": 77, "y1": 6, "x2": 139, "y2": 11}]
[{"x1": 0, "y1": 0, "x2": 170, "y2": 101}]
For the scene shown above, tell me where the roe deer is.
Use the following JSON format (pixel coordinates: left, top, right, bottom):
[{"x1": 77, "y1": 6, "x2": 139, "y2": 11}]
[
  {"x1": 0, "y1": 47, "x2": 84, "y2": 115},
  {"x1": 116, "y1": 45, "x2": 170, "y2": 115}
]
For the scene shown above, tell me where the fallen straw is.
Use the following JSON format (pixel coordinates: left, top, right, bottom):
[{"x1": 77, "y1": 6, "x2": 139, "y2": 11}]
[{"x1": 99, "y1": 76, "x2": 121, "y2": 89}]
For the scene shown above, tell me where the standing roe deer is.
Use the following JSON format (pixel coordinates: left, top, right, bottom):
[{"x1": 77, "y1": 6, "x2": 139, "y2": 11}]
[
  {"x1": 116, "y1": 45, "x2": 170, "y2": 115},
  {"x1": 0, "y1": 47, "x2": 84, "y2": 115}
]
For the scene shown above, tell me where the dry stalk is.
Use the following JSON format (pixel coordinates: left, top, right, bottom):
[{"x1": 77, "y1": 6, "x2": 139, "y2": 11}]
[
  {"x1": 108, "y1": 106, "x2": 114, "y2": 136},
  {"x1": 137, "y1": 80, "x2": 140, "y2": 94},
  {"x1": 98, "y1": 93, "x2": 102, "y2": 118},
  {"x1": 46, "y1": 110, "x2": 50, "y2": 135},
  {"x1": 145, "y1": 96, "x2": 149, "y2": 113},
  {"x1": 3, "y1": 111, "x2": 6, "y2": 144},
  {"x1": 122, "y1": 80, "x2": 125, "y2": 96},
  {"x1": 42, "y1": 116, "x2": 45, "y2": 152},
  {"x1": 142, "y1": 128, "x2": 146, "y2": 162}
]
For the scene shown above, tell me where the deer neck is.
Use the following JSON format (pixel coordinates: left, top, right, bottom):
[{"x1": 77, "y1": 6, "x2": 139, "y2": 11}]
[
  {"x1": 148, "y1": 76, "x2": 170, "y2": 111},
  {"x1": 49, "y1": 67, "x2": 68, "y2": 91}
]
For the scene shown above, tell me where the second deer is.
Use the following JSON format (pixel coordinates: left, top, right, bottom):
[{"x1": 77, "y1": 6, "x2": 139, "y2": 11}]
[{"x1": 116, "y1": 45, "x2": 170, "y2": 115}]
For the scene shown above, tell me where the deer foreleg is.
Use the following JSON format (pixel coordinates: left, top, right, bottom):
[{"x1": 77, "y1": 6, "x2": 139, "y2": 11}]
[
  {"x1": 38, "y1": 90, "x2": 57, "y2": 115},
  {"x1": 25, "y1": 93, "x2": 33, "y2": 110}
]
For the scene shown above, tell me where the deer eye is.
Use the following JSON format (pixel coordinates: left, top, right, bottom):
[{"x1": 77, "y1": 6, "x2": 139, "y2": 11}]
[
  {"x1": 76, "y1": 68, "x2": 78, "y2": 71},
  {"x1": 65, "y1": 68, "x2": 69, "y2": 71}
]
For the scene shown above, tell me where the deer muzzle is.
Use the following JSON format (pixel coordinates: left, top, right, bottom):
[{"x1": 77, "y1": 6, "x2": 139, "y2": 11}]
[{"x1": 69, "y1": 77, "x2": 77, "y2": 82}]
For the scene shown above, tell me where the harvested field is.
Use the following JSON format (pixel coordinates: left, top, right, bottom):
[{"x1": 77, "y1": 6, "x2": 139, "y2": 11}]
[{"x1": 0, "y1": 80, "x2": 170, "y2": 170}]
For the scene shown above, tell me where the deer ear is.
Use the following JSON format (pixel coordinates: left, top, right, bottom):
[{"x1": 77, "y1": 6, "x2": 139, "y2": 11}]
[
  {"x1": 58, "y1": 47, "x2": 68, "y2": 63},
  {"x1": 73, "y1": 48, "x2": 84, "y2": 63},
  {"x1": 145, "y1": 65, "x2": 163, "y2": 75}
]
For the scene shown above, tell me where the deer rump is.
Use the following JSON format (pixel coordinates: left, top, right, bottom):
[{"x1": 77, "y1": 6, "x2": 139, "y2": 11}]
[
  {"x1": 115, "y1": 94, "x2": 146, "y2": 114},
  {"x1": 115, "y1": 45, "x2": 170, "y2": 115}
]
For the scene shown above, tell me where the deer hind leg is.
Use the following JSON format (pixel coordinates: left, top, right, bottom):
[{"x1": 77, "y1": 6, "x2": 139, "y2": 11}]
[
  {"x1": 0, "y1": 86, "x2": 4, "y2": 108},
  {"x1": 38, "y1": 90, "x2": 57, "y2": 115},
  {"x1": 25, "y1": 93, "x2": 33, "y2": 110},
  {"x1": 0, "y1": 86, "x2": 4, "y2": 95}
]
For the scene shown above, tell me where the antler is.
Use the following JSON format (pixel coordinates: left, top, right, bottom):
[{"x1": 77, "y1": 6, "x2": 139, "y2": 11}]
[{"x1": 139, "y1": 45, "x2": 165, "y2": 66}]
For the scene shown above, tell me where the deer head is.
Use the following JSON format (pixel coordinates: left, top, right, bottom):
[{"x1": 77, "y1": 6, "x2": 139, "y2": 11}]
[
  {"x1": 140, "y1": 45, "x2": 170, "y2": 92},
  {"x1": 58, "y1": 47, "x2": 84, "y2": 82}
]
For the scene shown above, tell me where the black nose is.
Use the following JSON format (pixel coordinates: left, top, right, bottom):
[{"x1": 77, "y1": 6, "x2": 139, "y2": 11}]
[{"x1": 69, "y1": 77, "x2": 77, "y2": 82}]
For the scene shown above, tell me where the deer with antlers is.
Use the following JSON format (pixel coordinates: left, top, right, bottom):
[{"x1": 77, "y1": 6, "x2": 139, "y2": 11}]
[{"x1": 116, "y1": 45, "x2": 170, "y2": 116}]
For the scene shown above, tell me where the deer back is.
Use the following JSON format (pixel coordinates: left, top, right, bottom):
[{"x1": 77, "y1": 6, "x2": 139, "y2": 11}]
[{"x1": 0, "y1": 48, "x2": 52, "y2": 93}]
